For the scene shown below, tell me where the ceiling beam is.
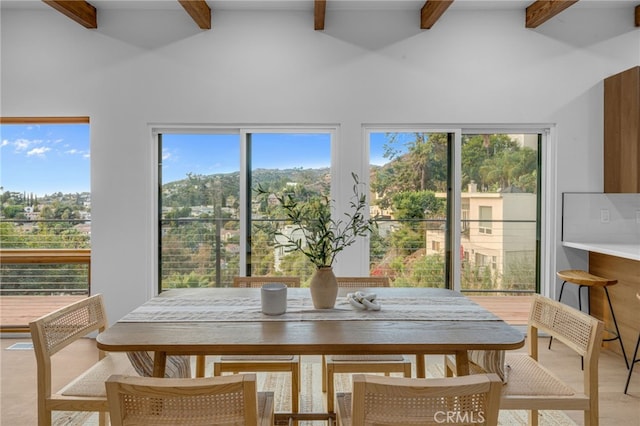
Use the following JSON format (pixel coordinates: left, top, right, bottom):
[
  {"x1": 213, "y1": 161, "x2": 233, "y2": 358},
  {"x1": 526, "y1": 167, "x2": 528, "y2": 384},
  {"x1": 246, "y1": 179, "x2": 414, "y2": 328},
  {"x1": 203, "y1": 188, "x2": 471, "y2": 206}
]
[
  {"x1": 315, "y1": 0, "x2": 326, "y2": 30},
  {"x1": 178, "y1": 0, "x2": 211, "y2": 30},
  {"x1": 525, "y1": 0, "x2": 579, "y2": 28},
  {"x1": 420, "y1": 0, "x2": 453, "y2": 30},
  {"x1": 42, "y1": 1, "x2": 97, "y2": 28}
]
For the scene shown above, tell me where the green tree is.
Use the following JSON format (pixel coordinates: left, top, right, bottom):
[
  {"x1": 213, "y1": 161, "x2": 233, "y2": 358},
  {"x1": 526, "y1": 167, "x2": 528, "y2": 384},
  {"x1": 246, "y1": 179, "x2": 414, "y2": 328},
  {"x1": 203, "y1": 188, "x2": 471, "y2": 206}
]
[
  {"x1": 3, "y1": 205, "x2": 24, "y2": 218},
  {"x1": 391, "y1": 191, "x2": 445, "y2": 220}
]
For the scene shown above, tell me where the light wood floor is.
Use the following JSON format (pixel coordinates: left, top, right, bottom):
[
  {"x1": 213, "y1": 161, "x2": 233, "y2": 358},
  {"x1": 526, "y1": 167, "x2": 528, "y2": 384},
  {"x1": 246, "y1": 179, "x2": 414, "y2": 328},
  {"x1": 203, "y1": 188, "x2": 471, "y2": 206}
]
[{"x1": 2, "y1": 335, "x2": 638, "y2": 425}]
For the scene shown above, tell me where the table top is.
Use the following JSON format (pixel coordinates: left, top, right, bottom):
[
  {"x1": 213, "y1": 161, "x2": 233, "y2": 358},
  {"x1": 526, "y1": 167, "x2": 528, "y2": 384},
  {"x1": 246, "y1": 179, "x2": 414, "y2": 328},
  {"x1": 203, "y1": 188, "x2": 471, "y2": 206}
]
[{"x1": 97, "y1": 287, "x2": 525, "y2": 356}]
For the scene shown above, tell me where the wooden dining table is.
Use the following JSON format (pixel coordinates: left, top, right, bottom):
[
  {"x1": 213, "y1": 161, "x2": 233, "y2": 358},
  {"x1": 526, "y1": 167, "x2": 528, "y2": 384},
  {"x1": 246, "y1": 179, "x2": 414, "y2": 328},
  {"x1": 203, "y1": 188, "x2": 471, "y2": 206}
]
[{"x1": 97, "y1": 286, "x2": 524, "y2": 423}]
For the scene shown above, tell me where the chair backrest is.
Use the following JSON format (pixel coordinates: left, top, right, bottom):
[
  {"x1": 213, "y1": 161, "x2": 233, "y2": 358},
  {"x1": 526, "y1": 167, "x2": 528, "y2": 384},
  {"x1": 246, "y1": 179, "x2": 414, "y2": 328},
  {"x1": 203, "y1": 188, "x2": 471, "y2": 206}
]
[
  {"x1": 29, "y1": 294, "x2": 108, "y2": 406},
  {"x1": 350, "y1": 373, "x2": 502, "y2": 425},
  {"x1": 30, "y1": 294, "x2": 107, "y2": 359},
  {"x1": 336, "y1": 276, "x2": 390, "y2": 288},
  {"x1": 528, "y1": 294, "x2": 604, "y2": 396},
  {"x1": 106, "y1": 373, "x2": 260, "y2": 426},
  {"x1": 233, "y1": 276, "x2": 300, "y2": 288}
]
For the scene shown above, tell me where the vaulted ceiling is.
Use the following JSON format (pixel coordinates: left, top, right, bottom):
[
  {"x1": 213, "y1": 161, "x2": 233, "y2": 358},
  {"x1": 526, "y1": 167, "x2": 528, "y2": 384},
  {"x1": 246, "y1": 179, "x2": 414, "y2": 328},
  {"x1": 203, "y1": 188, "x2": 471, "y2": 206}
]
[{"x1": 36, "y1": 0, "x2": 640, "y2": 31}]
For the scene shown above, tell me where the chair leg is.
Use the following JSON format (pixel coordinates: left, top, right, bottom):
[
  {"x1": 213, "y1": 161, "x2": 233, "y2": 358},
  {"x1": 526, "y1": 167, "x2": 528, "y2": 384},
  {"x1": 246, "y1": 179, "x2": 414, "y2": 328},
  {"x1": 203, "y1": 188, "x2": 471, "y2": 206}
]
[
  {"x1": 326, "y1": 363, "x2": 335, "y2": 414},
  {"x1": 195, "y1": 355, "x2": 206, "y2": 377},
  {"x1": 39, "y1": 402, "x2": 51, "y2": 426},
  {"x1": 291, "y1": 364, "x2": 300, "y2": 414},
  {"x1": 624, "y1": 332, "x2": 640, "y2": 394},
  {"x1": 403, "y1": 361, "x2": 412, "y2": 378},
  {"x1": 444, "y1": 355, "x2": 454, "y2": 377},
  {"x1": 578, "y1": 285, "x2": 589, "y2": 370},
  {"x1": 549, "y1": 281, "x2": 568, "y2": 350},
  {"x1": 321, "y1": 355, "x2": 327, "y2": 392},
  {"x1": 604, "y1": 287, "x2": 630, "y2": 369}
]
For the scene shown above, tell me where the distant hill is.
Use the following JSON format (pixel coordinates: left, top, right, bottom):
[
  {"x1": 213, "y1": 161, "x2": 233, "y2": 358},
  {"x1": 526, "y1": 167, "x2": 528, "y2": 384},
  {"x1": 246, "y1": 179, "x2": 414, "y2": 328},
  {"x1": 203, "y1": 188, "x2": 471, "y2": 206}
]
[{"x1": 161, "y1": 168, "x2": 331, "y2": 208}]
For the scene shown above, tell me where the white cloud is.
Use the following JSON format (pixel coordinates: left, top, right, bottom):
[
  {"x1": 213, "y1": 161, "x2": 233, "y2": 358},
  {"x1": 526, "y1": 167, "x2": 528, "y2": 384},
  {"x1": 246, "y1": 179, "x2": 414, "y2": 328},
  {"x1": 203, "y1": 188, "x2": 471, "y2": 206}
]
[
  {"x1": 66, "y1": 149, "x2": 80, "y2": 155},
  {"x1": 1, "y1": 140, "x2": 8, "y2": 148},
  {"x1": 14, "y1": 138, "x2": 32, "y2": 151},
  {"x1": 27, "y1": 147, "x2": 50, "y2": 157}
]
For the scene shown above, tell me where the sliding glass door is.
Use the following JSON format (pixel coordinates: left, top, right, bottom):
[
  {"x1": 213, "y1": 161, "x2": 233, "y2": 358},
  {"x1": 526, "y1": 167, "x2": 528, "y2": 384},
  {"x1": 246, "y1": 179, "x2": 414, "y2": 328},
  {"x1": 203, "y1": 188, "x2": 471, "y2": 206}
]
[
  {"x1": 368, "y1": 129, "x2": 541, "y2": 293},
  {"x1": 157, "y1": 129, "x2": 332, "y2": 290}
]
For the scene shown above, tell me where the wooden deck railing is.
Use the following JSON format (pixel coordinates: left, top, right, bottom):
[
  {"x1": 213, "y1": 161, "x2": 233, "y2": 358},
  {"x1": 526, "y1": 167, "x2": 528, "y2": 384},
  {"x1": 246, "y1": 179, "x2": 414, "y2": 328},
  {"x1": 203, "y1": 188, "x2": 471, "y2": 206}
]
[
  {"x1": 0, "y1": 248, "x2": 91, "y2": 266},
  {"x1": 0, "y1": 249, "x2": 90, "y2": 333}
]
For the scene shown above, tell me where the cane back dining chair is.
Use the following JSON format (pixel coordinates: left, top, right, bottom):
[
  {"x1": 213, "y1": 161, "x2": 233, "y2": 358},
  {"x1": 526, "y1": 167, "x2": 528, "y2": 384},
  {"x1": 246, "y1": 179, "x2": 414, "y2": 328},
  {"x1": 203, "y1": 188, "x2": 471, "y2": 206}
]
[
  {"x1": 212, "y1": 276, "x2": 301, "y2": 414},
  {"x1": 445, "y1": 294, "x2": 604, "y2": 426},
  {"x1": 106, "y1": 373, "x2": 274, "y2": 426},
  {"x1": 324, "y1": 276, "x2": 412, "y2": 414},
  {"x1": 29, "y1": 294, "x2": 138, "y2": 426},
  {"x1": 335, "y1": 373, "x2": 503, "y2": 426}
]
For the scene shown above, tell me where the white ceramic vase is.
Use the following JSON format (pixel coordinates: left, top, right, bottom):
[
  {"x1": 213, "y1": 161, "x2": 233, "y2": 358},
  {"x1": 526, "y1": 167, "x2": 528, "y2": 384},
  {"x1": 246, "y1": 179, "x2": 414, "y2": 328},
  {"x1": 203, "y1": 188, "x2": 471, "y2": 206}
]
[{"x1": 309, "y1": 266, "x2": 338, "y2": 309}]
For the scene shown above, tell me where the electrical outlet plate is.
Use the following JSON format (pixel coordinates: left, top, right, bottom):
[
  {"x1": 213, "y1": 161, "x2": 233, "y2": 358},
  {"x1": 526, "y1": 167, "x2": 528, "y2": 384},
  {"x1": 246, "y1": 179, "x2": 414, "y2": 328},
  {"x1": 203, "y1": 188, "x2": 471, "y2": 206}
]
[{"x1": 600, "y1": 209, "x2": 610, "y2": 223}]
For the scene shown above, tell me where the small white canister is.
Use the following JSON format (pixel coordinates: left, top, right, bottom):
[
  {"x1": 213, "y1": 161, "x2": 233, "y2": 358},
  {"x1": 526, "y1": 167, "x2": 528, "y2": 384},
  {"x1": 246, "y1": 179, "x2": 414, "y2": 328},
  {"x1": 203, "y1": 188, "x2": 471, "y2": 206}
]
[{"x1": 261, "y1": 282, "x2": 287, "y2": 315}]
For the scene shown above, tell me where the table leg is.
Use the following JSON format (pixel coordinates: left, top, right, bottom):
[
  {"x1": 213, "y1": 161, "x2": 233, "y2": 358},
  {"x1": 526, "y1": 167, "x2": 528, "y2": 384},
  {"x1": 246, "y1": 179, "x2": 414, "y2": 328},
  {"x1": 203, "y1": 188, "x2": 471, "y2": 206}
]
[
  {"x1": 196, "y1": 355, "x2": 206, "y2": 377},
  {"x1": 455, "y1": 350, "x2": 470, "y2": 376},
  {"x1": 152, "y1": 351, "x2": 167, "y2": 378},
  {"x1": 415, "y1": 353, "x2": 426, "y2": 378}
]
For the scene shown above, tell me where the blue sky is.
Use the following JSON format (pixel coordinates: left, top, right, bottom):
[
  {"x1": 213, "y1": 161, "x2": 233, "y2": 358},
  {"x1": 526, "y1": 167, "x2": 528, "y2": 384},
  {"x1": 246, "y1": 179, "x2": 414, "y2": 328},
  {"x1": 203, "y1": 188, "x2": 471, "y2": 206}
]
[
  {"x1": 161, "y1": 132, "x2": 335, "y2": 183},
  {"x1": 1, "y1": 125, "x2": 400, "y2": 196},
  {"x1": 1, "y1": 124, "x2": 90, "y2": 196}
]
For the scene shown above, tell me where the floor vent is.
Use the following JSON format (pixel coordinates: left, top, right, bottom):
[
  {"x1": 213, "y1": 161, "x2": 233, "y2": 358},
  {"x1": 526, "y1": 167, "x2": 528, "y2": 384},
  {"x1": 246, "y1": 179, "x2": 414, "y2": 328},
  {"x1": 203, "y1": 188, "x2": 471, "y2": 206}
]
[{"x1": 6, "y1": 342, "x2": 34, "y2": 350}]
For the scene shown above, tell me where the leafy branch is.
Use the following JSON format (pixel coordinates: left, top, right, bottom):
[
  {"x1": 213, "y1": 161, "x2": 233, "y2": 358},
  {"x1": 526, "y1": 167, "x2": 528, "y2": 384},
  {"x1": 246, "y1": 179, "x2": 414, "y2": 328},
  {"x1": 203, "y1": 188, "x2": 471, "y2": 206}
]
[{"x1": 256, "y1": 173, "x2": 376, "y2": 268}]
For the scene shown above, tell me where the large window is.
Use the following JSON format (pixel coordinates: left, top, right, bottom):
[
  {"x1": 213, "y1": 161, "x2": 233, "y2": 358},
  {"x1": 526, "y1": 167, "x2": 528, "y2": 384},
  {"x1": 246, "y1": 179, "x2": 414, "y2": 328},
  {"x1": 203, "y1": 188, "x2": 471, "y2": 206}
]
[
  {"x1": 460, "y1": 133, "x2": 540, "y2": 294},
  {"x1": 157, "y1": 125, "x2": 542, "y2": 294},
  {"x1": 157, "y1": 128, "x2": 332, "y2": 290},
  {"x1": 368, "y1": 131, "x2": 451, "y2": 288},
  {"x1": 368, "y1": 129, "x2": 542, "y2": 294},
  {"x1": 0, "y1": 117, "x2": 91, "y2": 249},
  {"x1": 0, "y1": 117, "x2": 91, "y2": 296}
]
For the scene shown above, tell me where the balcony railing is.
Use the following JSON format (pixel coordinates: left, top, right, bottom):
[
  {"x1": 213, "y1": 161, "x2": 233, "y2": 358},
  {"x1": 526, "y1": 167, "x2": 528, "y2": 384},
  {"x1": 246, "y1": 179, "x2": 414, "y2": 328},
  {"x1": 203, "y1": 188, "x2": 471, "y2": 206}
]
[
  {"x1": 159, "y1": 217, "x2": 538, "y2": 293},
  {"x1": 0, "y1": 216, "x2": 537, "y2": 295},
  {"x1": 1, "y1": 218, "x2": 91, "y2": 296},
  {"x1": 0, "y1": 249, "x2": 91, "y2": 296}
]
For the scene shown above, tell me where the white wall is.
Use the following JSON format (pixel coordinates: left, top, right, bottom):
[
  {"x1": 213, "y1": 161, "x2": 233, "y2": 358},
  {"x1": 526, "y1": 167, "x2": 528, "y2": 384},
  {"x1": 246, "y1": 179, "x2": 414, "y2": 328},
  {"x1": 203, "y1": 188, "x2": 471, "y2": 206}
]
[{"x1": 2, "y1": 4, "x2": 638, "y2": 322}]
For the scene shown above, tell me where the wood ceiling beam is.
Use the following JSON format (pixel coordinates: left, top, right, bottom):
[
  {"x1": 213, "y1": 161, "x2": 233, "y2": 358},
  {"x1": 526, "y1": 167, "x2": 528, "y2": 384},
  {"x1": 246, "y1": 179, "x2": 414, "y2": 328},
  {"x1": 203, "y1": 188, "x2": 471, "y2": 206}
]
[
  {"x1": 178, "y1": 0, "x2": 211, "y2": 30},
  {"x1": 42, "y1": 1, "x2": 97, "y2": 28},
  {"x1": 420, "y1": 0, "x2": 453, "y2": 30},
  {"x1": 525, "y1": 0, "x2": 579, "y2": 28},
  {"x1": 315, "y1": 0, "x2": 326, "y2": 30}
]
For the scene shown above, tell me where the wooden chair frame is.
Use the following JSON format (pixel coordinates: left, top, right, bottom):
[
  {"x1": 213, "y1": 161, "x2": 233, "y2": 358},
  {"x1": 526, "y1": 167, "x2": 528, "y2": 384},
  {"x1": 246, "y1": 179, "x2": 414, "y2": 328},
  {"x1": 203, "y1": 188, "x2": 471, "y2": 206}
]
[
  {"x1": 324, "y1": 276, "x2": 412, "y2": 414},
  {"x1": 29, "y1": 294, "x2": 136, "y2": 426},
  {"x1": 106, "y1": 373, "x2": 274, "y2": 426},
  {"x1": 446, "y1": 294, "x2": 604, "y2": 426},
  {"x1": 335, "y1": 373, "x2": 502, "y2": 426},
  {"x1": 212, "y1": 276, "x2": 301, "y2": 414}
]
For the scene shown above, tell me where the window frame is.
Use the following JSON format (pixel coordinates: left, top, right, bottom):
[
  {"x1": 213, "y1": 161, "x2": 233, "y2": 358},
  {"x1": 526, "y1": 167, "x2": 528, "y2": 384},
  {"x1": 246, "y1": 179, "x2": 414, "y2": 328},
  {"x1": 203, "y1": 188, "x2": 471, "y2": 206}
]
[
  {"x1": 152, "y1": 124, "x2": 338, "y2": 292},
  {"x1": 365, "y1": 124, "x2": 553, "y2": 294}
]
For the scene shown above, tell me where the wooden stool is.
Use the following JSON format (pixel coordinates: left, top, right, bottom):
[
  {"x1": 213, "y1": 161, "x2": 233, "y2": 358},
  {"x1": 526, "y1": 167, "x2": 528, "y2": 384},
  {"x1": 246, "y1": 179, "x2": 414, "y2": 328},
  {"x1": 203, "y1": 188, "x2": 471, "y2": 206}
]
[
  {"x1": 624, "y1": 293, "x2": 640, "y2": 394},
  {"x1": 550, "y1": 270, "x2": 629, "y2": 369}
]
